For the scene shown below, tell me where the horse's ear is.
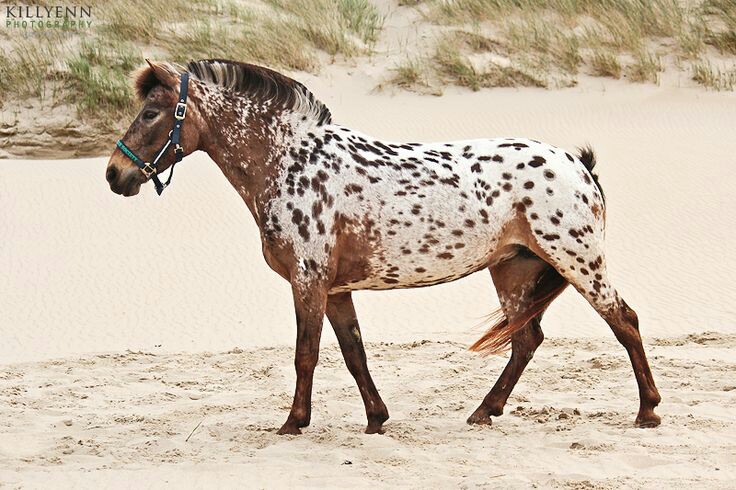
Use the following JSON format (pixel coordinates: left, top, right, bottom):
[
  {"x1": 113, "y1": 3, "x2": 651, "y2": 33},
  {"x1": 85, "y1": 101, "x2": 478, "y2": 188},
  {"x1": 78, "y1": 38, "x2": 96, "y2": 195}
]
[
  {"x1": 146, "y1": 60, "x2": 180, "y2": 89},
  {"x1": 132, "y1": 60, "x2": 179, "y2": 101}
]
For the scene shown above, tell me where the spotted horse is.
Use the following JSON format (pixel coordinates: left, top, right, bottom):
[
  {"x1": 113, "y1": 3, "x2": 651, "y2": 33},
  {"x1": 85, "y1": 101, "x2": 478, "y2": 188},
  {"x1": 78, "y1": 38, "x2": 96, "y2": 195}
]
[{"x1": 106, "y1": 59, "x2": 661, "y2": 435}]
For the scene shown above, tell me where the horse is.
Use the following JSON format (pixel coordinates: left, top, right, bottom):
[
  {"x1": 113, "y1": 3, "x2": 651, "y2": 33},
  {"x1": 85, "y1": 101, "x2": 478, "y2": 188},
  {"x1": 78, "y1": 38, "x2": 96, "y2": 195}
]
[{"x1": 106, "y1": 59, "x2": 661, "y2": 435}]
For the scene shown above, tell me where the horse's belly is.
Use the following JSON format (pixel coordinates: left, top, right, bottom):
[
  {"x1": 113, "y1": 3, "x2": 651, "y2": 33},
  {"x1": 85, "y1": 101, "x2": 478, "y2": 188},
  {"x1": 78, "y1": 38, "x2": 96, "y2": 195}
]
[{"x1": 334, "y1": 226, "x2": 499, "y2": 292}]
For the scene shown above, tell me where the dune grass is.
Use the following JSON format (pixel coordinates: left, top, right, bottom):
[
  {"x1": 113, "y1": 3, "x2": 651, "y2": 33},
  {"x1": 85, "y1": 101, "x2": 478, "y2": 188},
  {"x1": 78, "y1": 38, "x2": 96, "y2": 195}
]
[
  {"x1": 266, "y1": 0, "x2": 384, "y2": 55},
  {"x1": 163, "y1": 16, "x2": 316, "y2": 71},
  {"x1": 65, "y1": 41, "x2": 143, "y2": 120},
  {"x1": 0, "y1": 0, "x2": 385, "y2": 120},
  {"x1": 590, "y1": 49, "x2": 623, "y2": 79},
  {"x1": 0, "y1": 37, "x2": 61, "y2": 103},
  {"x1": 337, "y1": 0, "x2": 385, "y2": 45},
  {"x1": 1, "y1": 0, "x2": 735, "y2": 125},
  {"x1": 433, "y1": 35, "x2": 547, "y2": 90},
  {"x1": 503, "y1": 16, "x2": 582, "y2": 75},
  {"x1": 626, "y1": 49, "x2": 663, "y2": 83},
  {"x1": 195, "y1": 0, "x2": 382, "y2": 63},
  {"x1": 390, "y1": 58, "x2": 430, "y2": 89},
  {"x1": 703, "y1": 0, "x2": 736, "y2": 54},
  {"x1": 409, "y1": 0, "x2": 732, "y2": 90},
  {"x1": 428, "y1": 0, "x2": 686, "y2": 39},
  {"x1": 99, "y1": 0, "x2": 219, "y2": 43},
  {"x1": 691, "y1": 60, "x2": 736, "y2": 89}
]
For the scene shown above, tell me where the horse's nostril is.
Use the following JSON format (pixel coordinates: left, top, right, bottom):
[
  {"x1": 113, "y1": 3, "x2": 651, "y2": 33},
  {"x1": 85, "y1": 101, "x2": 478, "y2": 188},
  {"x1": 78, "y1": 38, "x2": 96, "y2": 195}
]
[{"x1": 106, "y1": 167, "x2": 117, "y2": 183}]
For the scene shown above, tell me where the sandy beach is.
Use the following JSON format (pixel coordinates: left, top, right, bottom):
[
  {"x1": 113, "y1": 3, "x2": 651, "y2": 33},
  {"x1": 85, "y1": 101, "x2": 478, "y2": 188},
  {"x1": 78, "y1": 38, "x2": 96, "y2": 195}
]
[
  {"x1": 1, "y1": 43, "x2": 736, "y2": 488},
  {"x1": 1, "y1": 334, "x2": 735, "y2": 488}
]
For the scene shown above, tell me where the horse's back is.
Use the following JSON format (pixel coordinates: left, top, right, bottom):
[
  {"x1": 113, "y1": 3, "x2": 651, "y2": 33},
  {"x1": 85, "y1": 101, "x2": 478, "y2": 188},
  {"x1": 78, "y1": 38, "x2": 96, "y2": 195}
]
[{"x1": 325, "y1": 134, "x2": 603, "y2": 292}]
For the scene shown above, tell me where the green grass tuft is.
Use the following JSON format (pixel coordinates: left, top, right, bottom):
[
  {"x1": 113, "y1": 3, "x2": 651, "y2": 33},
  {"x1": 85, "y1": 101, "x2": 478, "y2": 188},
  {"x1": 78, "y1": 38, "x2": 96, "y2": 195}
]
[
  {"x1": 390, "y1": 58, "x2": 429, "y2": 88},
  {"x1": 65, "y1": 41, "x2": 143, "y2": 118},
  {"x1": 338, "y1": 0, "x2": 385, "y2": 44}
]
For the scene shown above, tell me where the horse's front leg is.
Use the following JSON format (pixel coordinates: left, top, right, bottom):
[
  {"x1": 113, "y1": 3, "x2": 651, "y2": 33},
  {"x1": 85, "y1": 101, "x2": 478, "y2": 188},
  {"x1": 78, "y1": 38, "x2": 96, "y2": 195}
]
[
  {"x1": 277, "y1": 278, "x2": 328, "y2": 435},
  {"x1": 326, "y1": 292, "x2": 389, "y2": 434}
]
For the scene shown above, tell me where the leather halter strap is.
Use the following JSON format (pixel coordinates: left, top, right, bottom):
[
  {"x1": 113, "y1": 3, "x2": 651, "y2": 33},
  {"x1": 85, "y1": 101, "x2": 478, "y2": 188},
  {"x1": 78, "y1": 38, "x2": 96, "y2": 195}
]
[{"x1": 116, "y1": 71, "x2": 190, "y2": 196}]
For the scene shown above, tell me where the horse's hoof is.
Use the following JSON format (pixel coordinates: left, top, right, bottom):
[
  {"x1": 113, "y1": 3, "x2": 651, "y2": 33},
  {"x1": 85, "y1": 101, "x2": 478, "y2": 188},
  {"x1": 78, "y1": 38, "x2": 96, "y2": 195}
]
[
  {"x1": 466, "y1": 410, "x2": 493, "y2": 426},
  {"x1": 635, "y1": 413, "x2": 661, "y2": 428},
  {"x1": 365, "y1": 410, "x2": 389, "y2": 434},
  {"x1": 365, "y1": 423, "x2": 385, "y2": 434},
  {"x1": 277, "y1": 423, "x2": 303, "y2": 435}
]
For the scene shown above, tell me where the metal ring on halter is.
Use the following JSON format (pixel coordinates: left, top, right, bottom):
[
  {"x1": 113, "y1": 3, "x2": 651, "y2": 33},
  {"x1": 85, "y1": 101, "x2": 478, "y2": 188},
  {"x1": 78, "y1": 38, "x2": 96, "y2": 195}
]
[{"x1": 140, "y1": 163, "x2": 156, "y2": 178}]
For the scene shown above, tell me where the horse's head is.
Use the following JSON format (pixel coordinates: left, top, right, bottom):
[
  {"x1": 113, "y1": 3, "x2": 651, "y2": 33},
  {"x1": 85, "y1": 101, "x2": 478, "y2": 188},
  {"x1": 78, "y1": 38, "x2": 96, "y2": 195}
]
[{"x1": 106, "y1": 61, "x2": 201, "y2": 196}]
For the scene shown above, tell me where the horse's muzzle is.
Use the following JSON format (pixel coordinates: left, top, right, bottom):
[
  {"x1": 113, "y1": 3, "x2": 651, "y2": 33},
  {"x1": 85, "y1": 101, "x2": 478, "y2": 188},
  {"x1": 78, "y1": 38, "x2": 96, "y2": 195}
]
[{"x1": 106, "y1": 158, "x2": 145, "y2": 197}]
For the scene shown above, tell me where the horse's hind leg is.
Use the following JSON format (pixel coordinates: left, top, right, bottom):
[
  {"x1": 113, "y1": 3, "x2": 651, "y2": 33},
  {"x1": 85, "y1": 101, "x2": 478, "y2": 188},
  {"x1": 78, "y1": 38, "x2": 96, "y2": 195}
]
[
  {"x1": 527, "y1": 239, "x2": 661, "y2": 427},
  {"x1": 467, "y1": 315, "x2": 545, "y2": 425},
  {"x1": 595, "y1": 295, "x2": 661, "y2": 427},
  {"x1": 326, "y1": 292, "x2": 389, "y2": 434},
  {"x1": 467, "y1": 249, "x2": 567, "y2": 425}
]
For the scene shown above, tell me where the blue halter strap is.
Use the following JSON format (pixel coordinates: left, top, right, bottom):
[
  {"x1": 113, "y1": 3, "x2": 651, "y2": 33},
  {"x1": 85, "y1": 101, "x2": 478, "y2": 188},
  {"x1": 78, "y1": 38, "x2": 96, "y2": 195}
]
[{"x1": 116, "y1": 71, "x2": 190, "y2": 195}]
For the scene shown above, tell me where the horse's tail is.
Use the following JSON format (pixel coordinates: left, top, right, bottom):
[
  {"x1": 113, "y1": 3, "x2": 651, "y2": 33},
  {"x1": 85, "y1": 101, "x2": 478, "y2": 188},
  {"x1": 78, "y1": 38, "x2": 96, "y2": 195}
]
[
  {"x1": 469, "y1": 267, "x2": 568, "y2": 355},
  {"x1": 578, "y1": 145, "x2": 605, "y2": 202}
]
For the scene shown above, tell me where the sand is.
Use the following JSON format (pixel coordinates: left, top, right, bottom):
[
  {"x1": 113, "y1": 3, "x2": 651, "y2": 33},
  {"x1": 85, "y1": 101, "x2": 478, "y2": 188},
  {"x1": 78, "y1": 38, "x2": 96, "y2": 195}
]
[
  {"x1": 1, "y1": 42, "x2": 736, "y2": 488},
  {"x1": 1, "y1": 335, "x2": 735, "y2": 488}
]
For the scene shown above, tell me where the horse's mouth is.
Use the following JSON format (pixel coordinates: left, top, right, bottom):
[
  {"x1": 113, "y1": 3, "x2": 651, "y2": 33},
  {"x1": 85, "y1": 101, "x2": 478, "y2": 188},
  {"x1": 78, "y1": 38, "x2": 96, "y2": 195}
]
[
  {"x1": 107, "y1": 160, "x2": 146, "y2": 197},
  {"x1": 109, "y1": 179, "x2": 142, "y2": 197}
]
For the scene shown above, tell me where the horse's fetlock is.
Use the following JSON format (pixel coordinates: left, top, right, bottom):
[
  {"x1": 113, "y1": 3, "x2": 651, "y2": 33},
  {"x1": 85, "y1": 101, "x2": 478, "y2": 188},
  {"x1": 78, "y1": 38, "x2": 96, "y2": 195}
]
[
  {"x1": 368, "y1": 410, "x2": 389, "y2": 426},
  {"x1": 648, "y1": 390, "x2": 662, "y2": 407},
  {"x1": 289, "y1": 408, "x2": 311, "y2": 427},
  {"x1": 486, "y1": 403, "x2": 504, "y2": 417}
]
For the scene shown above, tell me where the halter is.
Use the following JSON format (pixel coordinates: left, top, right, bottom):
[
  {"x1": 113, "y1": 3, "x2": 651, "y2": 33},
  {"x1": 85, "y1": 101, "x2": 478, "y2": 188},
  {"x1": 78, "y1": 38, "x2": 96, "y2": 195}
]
[{"x1": 116, "y1": 72, "x2": 190, "y2": 195}]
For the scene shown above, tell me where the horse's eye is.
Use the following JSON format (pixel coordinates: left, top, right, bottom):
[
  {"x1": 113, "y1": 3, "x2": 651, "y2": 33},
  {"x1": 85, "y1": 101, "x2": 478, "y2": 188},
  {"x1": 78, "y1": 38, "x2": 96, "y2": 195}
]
[{"x1": 142, "y1": 110, "x2": 159, "y2": 121}]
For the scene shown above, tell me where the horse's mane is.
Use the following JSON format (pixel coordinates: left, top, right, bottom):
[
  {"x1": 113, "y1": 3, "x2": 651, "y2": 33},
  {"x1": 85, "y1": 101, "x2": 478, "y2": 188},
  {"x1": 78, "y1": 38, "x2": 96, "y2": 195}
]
[
  {"x1": 187, "y1": 59, "x2": 332, "y2": 125},
  {"x1": 134, "y1": 59, "x2": 332, "y2": 125}
]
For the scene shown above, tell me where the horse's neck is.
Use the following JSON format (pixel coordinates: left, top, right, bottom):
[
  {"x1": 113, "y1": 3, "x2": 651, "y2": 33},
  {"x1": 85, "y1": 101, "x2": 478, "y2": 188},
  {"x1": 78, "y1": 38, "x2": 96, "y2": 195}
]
[{"x1": 201, "y1": 104, "x2": 323, "y2": 224}]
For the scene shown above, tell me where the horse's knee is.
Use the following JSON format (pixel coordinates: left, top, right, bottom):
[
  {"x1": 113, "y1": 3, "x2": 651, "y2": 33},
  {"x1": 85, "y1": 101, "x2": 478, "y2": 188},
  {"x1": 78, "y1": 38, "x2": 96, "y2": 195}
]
[{"x1": 295, "y1": 351, "x2": 319, "y2": 372}]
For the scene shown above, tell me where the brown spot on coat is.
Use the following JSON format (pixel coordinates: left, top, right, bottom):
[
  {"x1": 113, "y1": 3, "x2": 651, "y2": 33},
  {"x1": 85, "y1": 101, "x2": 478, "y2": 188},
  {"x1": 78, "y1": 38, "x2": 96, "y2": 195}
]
[{"x1": 528, "y1": 156, "x2": 546, "y2": 168}]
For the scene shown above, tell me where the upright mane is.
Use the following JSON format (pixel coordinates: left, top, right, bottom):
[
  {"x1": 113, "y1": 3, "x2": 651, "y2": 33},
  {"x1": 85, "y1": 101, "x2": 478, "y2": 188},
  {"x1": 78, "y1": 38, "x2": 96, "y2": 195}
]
[{"x1": 186, "y1": 59, "x2": 332, "y2": 125}]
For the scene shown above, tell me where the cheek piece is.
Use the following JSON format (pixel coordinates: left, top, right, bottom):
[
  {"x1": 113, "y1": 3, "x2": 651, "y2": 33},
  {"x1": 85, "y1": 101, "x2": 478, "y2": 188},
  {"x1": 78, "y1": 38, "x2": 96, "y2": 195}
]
[{"x1": 115, "y1": 72, "x2": 190, "y2": 196}]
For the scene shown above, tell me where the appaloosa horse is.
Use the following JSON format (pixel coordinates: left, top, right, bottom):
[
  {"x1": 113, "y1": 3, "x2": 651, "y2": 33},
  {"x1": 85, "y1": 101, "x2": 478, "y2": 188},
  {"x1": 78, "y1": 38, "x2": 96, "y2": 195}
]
[{"x1": 106, "y1": 59, "x2": 661, "y2": 435}]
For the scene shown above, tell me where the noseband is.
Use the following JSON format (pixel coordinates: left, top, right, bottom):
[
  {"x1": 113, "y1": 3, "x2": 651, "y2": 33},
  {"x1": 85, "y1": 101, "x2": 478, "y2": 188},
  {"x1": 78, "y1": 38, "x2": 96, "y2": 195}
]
[{"x1": 115, "y1": 72, "x2": 190, "y2": 195}]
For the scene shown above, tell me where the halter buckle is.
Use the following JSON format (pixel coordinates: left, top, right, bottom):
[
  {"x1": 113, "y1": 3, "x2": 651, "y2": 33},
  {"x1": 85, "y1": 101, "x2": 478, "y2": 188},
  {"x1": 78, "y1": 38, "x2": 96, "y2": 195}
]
[
  {"x1": 174, "y1": 102, "x2": 187, "y2": 120},
  {"x1": 140, "y1": 163, "x2": 156, "y2": 178}
]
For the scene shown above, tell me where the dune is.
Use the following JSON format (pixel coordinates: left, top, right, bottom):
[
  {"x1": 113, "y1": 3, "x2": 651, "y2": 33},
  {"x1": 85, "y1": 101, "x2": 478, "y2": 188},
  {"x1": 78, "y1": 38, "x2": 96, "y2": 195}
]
[{"x1": 1, "y1": 72, "x2": 735, "y2": 486}]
